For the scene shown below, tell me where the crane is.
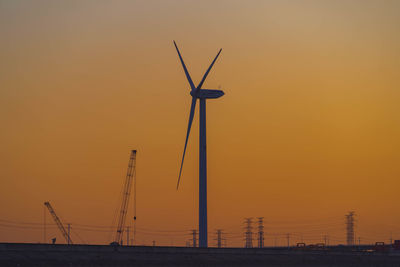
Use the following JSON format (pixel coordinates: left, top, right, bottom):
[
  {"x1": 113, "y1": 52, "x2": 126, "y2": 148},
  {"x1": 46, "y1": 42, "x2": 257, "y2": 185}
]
[
  {"x1": 113, "y1": 150, "x2": 137, "y2": 245},
  {"x1": 44, "y1": 201, "x2": 73, "y2": 244}
]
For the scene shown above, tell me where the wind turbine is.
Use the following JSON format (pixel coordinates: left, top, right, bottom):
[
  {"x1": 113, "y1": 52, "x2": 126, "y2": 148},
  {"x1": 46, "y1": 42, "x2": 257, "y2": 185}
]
[{"x1": 174, "y1": 41, "x2": 224, "y2": 248}]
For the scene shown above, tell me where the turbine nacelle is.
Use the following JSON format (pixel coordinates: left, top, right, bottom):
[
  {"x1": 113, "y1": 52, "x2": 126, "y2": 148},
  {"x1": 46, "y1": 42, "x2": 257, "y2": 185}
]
[{"x1": 191, "y1": 89, "x2": 225, "y2": 99}]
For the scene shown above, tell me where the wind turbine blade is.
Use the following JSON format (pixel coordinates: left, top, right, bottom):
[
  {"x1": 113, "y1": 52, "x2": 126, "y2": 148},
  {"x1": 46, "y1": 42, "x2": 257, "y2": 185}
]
[
  {"x1": 196, "y1": 48, "x2": 222, "y2": 90},
  {"x1": 174, "y1": 41, "x2": 196, "y2": 91},
  {"x1": 177, "y1": 96, "x2": 197, "y2": 189}
]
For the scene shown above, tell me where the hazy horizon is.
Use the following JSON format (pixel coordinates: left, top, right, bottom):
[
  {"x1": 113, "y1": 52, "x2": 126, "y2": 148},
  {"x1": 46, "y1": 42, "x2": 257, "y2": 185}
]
[{"x1": 1, "y1": 0, "x2": 399, "y2": 247}]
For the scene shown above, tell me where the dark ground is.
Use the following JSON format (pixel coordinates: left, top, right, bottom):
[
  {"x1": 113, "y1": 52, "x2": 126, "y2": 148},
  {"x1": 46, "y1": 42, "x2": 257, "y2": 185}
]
[{"x1": 1, "y1": 243, "x2": 400, "y2": 266}]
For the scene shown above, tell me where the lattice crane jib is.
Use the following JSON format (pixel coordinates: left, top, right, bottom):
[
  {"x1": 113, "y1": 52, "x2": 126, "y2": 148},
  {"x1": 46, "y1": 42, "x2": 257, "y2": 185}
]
[
  {"x1": 44, "y1": 201, "x2": 73, "y2": 244},
  {"x1": 114, "y1": 150, "x2": 137, "y2": 245}
]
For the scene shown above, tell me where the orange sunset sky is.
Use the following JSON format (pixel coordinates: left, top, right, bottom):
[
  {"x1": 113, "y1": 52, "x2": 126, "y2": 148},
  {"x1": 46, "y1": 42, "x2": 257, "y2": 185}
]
[{"x1": 1, "y1": 0, "x2": 400, "y2": 247}]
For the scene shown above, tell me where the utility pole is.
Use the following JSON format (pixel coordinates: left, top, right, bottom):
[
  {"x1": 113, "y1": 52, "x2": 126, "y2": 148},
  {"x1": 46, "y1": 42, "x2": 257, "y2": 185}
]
[
  {"x1": 286, "y1": 233, "x2": 290, "y2": 250},
  {"x1": 345, "y1": 211, "x2": 355, "y2": 246},
  {"x1": 244, "y1": 218, "x2": 253, "y2": 248},
  {"x1": 257, "y1": 217, "x2": 264, "y2": 248},
  {"x1": 191, "y1": 229, "x2": 198, "y2": 248},
  {"x1": 67, "y1": 224, "x2": 71, "y2": 245},
  {"x1": 43, "y1": 205, "x2": 46, "y2": 243},
  {"x1": 215, "y1": 229, "x2": 223, "y2": 248},
  {"x1": 126, "y1": 226, "x2": 130, "y2": 246},
  {"x1": 133, "y1": 218, "x2": 136, "y2": 246}
]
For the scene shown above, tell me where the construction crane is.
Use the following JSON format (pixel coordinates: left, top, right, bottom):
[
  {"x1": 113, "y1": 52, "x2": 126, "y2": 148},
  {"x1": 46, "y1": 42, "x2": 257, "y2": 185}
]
[
  {"x1": 44, "y1": 201, "x2": 73, "y2": 244},
  {"x1": 113, "y1": 150, "x2": 137, "y2": 245}
]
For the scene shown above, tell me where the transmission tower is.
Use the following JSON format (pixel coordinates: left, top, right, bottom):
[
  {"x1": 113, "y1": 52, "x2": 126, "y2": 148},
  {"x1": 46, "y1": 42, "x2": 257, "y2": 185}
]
[
  {"x1": 244, "y1": 218, "x2": 253, "y2": 248},
  {"x1": 191, "y1": 229, "x2": 198, "y2": 247},
  {"x1": 324, "y1": 234, "x2": 329, "y2": 246},
  {"x1": 257, "y1": 217, "x2": 264, "y2": 248},
  {"x1": 345, "y1": 211, "x2": 355, "y2": 246},
  {"x1": 215, "y1": 229, "x2": 224, "y2": 248}
]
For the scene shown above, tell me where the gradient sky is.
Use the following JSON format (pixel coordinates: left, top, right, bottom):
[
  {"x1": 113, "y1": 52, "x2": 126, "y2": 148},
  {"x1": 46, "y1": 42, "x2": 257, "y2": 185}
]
[{"x1": 1, "y1": 0, "x2": 400, "y2": 247}]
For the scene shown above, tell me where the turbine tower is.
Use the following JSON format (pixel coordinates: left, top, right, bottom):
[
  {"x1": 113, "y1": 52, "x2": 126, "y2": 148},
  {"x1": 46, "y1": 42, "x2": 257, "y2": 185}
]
[{"x1": 174, "y1": 41, "x2": 224, "y2": 248}]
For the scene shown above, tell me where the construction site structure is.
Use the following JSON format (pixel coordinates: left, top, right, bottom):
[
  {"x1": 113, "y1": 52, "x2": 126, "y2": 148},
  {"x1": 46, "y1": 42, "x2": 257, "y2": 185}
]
[
  {"x1": 257, "y1": 217, "x2": 264, "y2": 248},
  {"x1": 244, "y1": 218, "x2": 253, "y2": 248},
  {"x1": 345, "y1": 211, "x2": 355, "y2": 246},
  {"x1": 113, "y1": 150, "x2": 137, "y2": 245},
  {"x1": 44, "y1": 201, "x2": 73, "y2": 244}
]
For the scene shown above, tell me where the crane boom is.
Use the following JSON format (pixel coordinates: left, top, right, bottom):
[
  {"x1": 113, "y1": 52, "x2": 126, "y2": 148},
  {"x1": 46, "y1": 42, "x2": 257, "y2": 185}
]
[
  {"x1": 114, "y1": 150, "x2": 137, "y2": 245},
  {"x1": 44, "y1": 201, "x2": 73, "y2": 244}
]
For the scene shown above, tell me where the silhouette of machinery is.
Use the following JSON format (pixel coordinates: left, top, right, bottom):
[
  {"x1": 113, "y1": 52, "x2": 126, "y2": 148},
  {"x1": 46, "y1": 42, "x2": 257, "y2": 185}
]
[
  {"x1": 44, "y1": 201, "x2": 73, "y2": 244},
  {"x1": 111, "y1": 150, "x2": 137, "y2": 245}
]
